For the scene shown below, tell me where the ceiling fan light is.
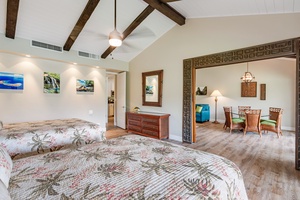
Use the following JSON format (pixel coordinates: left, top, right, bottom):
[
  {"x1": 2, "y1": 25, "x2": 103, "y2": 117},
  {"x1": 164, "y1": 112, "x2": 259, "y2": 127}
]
[{"x1": 109, "y1": 29, "x2": 123, "y2": 47}]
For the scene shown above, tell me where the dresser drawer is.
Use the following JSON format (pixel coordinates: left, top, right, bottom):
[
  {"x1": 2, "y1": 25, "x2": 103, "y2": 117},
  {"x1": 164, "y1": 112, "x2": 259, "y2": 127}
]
[
  {"x1": 128, "y1": 125, "x2": 142, "y2": 132},
  {"x1": 143, "y1": 123, "x2": 159, "y2": 131},
  {"x1": 142, "y1": 129, "x2": 158, "y2": 137},
  {"x1": 128, "y1": 119, "x2": 141, "y2": 126},
  {"x1": 143, "y1": 117, "x2": 159, "y2": 125},
  {"x1": 127, "y1": 114, "x2": 142, "y2": 121}
]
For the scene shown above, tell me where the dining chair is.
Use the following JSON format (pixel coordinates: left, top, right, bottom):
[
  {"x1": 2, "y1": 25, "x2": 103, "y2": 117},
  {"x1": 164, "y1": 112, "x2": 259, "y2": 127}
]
[
  {"x1": 223, "y1": 106, "x2": 245, "y2": 133},
  {"x1": 260, "y1": 107, "x2": 283, "y2": 138},
  {"x1": 238, "y1": 106, "x2": 251, "y2": 119},
  {"x1": 244, "y1": 109, "x2": 262, "y2": 137}
]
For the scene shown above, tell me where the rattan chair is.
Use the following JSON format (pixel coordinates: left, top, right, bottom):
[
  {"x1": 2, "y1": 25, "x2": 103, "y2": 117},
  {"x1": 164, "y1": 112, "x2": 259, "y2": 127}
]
[
  {"x1": 244, "y1": 109, "x2": 262, "y2": 137},
  {"x1": 223, "y1": 106, "x2": 245, "y2": 133},
  {"x1": 238, "y1": 106, "x2": 251, "y2": 119},
  {"x1": 261, "y1": 107, "x2": 283, "y2": 138}
]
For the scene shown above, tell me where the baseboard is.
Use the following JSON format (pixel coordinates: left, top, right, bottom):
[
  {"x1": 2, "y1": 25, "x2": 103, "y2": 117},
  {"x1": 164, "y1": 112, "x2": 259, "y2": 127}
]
[
  {"x1": 282, "y1": 126, "x2": 295, "y2": 131},
  {"x1": 169, "y1": 134, "x2": 182, "y2": 142}
]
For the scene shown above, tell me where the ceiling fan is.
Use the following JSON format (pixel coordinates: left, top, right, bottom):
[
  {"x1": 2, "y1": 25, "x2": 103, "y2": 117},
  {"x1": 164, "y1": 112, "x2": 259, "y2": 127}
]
[{"x1": 108, "y1": 0, "x2": 123, "y2": 47}]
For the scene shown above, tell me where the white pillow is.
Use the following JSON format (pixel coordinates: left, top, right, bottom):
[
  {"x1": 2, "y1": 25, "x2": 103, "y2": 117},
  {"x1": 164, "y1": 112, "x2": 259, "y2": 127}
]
[
  {"x1": 0, "y1": 179, "x2": 11, "y2": 200},
  {"x1": 0, "y1": 146, "x2": 13, "y2": 188}
]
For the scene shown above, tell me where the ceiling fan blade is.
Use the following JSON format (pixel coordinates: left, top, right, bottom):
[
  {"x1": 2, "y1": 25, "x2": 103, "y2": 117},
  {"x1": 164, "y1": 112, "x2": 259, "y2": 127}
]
[
  {"x1": 126, "y1": 27, "x2": 155, "y2": 40},
  {"x1": 114, "y1": 41, "x2": 140, "y2": 53}
]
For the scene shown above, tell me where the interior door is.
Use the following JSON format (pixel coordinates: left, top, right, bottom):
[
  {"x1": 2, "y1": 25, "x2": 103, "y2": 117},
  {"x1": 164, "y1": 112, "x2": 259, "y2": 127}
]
[{"x1": 116, "y1": 72, "x2": 126, "y2": 129}]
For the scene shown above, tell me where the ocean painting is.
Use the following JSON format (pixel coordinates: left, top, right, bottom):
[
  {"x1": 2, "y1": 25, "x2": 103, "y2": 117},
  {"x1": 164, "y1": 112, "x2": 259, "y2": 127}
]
[
  {"x1": 44, "y1": 72, "x2": 60, "y2": 93},
  {"x1": 76, "y1": 79, "x2": 94, "y2": 92},
  {"x1": 0, "y1": 72, "x2": 24, "y2": 90}
]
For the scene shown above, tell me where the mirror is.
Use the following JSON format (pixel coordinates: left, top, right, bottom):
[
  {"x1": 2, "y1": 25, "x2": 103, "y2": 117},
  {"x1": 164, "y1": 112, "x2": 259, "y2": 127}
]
[{"x1": 142, "y1": 70, "x2": 163, "y2": 107}]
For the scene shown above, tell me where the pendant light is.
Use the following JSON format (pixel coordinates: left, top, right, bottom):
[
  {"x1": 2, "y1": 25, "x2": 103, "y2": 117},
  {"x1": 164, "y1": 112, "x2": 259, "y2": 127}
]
[
  {"x1": 109, "y1": 0, "x2": 122, "y2": 47},
  {"x1": 241, "y1": 62, "x2": 255, "y2": 82}
]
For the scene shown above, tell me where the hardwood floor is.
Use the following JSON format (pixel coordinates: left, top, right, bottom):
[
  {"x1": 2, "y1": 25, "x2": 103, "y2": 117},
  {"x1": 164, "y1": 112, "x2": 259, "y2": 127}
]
[{"x1": 105, "y1": 121, "x2": 300, "y2": 200}]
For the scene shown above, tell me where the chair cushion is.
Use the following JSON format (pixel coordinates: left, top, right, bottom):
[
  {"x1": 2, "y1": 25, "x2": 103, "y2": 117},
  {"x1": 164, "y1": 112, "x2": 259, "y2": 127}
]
[
  {"x1": 232, "y1": 118, "x2": 244, "y2": 123},
  {"x1": 196, "y1": 106, "x2": 202, "y2": 113},
  {"x1": 261, "y1": 121, "x2": 276, "y2": 126},
  {"x1": 261, "y1": 119, "x2": 277, "y2": 123}
]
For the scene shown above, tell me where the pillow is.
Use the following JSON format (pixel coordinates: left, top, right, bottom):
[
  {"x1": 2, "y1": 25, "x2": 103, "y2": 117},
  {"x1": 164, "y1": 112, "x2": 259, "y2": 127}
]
[
  {"x1": 196, "y1": 106, "x2": 202, "y2": 113},
  {"x1": 0, "y1": 179, "x2": 11, "y2": 200},
  {"x1": 0, "y1": 146, "x2": 13, "y2": 188}
]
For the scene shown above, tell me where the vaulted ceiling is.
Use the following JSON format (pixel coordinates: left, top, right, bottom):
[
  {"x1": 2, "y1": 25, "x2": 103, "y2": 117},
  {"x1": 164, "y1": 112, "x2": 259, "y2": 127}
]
[{"x1": 1, "y1": 0, "x2": 300, "y2": 62}]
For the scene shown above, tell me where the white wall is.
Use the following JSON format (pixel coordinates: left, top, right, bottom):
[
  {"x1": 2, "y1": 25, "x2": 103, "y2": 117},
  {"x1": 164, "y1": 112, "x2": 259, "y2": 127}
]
[
  {"x1": 196, "y1": 58, "x2": 296, "y2": 130},
  {"x1": 0, "y1": 53, "x2": 107, "y2": 129},
  {"x1": 129, "y1": 13, "x2": 300, "y2": 141}
]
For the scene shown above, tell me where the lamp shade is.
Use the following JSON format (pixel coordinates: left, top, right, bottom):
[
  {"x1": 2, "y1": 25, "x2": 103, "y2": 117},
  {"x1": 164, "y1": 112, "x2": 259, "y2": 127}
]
[
  {"x1": 109, "y1": 29, "x2": 123, "y2": 47},
  {"x1": 210, "y1": 90, "x2": 222, "y2": 97}
]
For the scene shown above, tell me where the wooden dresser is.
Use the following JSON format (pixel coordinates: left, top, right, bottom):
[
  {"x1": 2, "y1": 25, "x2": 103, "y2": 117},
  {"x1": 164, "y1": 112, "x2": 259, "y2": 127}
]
[{"x1": 126, "y1": 111, "x2": 170, "y2": 139}]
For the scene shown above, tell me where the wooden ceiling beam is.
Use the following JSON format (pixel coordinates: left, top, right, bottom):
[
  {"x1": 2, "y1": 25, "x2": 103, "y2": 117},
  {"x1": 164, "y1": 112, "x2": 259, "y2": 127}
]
[
  {"x1": 143, "y1": 0, "x2": 185, "y2": 25},
  {"x1": 101, "y1": 5, "x2": 155, "y2": 59},
  {"x1": 63, "y1": 0, "x2": 101, "y2": 51},
  {"x1": 160, "y1": 0, "x2": 180, "y2": 3},
  {"x1": 6, "y1": 0, "x2": 20, "y2": 39}
]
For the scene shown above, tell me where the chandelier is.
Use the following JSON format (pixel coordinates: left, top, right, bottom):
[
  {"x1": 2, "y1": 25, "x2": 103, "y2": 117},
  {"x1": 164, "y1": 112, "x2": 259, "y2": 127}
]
[{"x1": 241, "y1": 63, "x2": 255, "y2": 82}]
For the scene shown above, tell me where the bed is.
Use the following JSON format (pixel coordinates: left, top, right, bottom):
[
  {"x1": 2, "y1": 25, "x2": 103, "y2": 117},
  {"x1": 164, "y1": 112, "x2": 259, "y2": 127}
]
[
  {"x1": 3, "y1": 135, "x2": 248, "y2": 199},
  {"x1": 0, "y1": 118, "x2": 106, "y2": 158}
]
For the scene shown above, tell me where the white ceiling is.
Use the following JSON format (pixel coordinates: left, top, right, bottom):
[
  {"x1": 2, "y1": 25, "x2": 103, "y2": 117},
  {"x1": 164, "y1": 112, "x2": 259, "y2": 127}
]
[{"x1": 0, "y1": 0, "x2": 300, "y2": 62}]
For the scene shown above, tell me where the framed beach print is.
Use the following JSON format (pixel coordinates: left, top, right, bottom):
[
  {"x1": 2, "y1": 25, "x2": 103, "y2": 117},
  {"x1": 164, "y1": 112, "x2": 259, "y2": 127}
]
[
  {"x1": 76, "y1": 79, "x2": 94, "y2": 92},
  {"x1": 142, "y1": 70, "x2": 163, "y2": 107},
  {"x1": 0, "y1": 72, "x2": 24, "y2": 90}
]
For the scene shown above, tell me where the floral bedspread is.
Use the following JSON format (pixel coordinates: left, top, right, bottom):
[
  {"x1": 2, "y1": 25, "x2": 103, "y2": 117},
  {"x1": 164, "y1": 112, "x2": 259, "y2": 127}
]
[
  {"x1": 9, "y1": 135, "x2": 248, "y2": 200},
  {"x1": 0, "y1": 118, "x2": 105, "y2": 157}
]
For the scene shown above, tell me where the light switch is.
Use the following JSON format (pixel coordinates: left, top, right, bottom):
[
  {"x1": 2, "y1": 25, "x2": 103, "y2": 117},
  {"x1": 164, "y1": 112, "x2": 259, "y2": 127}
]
[{"x1": 89, "y1": 110, "x2": 93, "y2": 115}]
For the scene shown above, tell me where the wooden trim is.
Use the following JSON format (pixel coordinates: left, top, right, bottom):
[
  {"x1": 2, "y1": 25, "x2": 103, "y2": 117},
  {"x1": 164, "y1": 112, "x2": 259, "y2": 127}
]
[
  {"x1": 295, "y1": 39, "x2": 300, "y2": 170},
  {"x1": 182, "y1": 59, "x2": 193, "y2": 143},
  {"x1": 63, "y1": 0, "x2": 101, "y2": 51},
  {"x1": 6, "y1": 0, "x2": 20, "y2": 39},
  {"x1": 183, "y1": 37, "x2": 300, "y2": 170}
]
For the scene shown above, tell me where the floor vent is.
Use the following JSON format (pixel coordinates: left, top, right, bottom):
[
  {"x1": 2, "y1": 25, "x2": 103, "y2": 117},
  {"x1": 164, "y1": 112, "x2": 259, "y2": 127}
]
[
  {"x1": 31, "y1": 40, "x2": 63, "y2": 52},
  {"x1": 78, "y1": 51, "x2": 100, "y2": 60}
]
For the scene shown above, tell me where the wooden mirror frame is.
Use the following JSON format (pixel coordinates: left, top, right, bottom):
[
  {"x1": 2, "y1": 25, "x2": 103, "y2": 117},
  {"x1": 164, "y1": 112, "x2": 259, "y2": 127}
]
[
  {"x1": 182, "y1": 37, "x2": 300, "y2": 170},
  {"x1": 142, "y1": 70, "x2": 163, "y2": 107}
]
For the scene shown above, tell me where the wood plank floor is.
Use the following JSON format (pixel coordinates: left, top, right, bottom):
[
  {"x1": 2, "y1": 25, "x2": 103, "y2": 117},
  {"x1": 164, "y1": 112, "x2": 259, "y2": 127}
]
[{"x1": 106, "y1": 122, "x2": 300, "y2": 200}]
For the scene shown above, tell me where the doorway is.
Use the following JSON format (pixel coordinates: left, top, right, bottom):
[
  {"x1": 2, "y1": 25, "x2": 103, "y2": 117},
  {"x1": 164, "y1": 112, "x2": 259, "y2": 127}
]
[
  {"x1": 182, "y1": 37, "x2": 300, "y2": 169},
  {"x1": 106, "y1": 73, "x2": 116, "y2": 130},
  {"x1": 106, "y1": 71, "x2": 127, "y2": 131}
]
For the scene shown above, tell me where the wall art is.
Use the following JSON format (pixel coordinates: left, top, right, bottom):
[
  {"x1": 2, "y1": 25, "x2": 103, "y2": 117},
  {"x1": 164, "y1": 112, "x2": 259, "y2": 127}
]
[
  {"x1": 196, "y1": 86, "x2": 207, "y2": 95},
  {"x1": 44, "y1": 72, "x2": 60, "y2": 93},
  {"x1": 0, "y1": 72, "x2": 24, "y2": 90},
  {"x1": 76, "y1": 79, "x2": 94, "y2": 92}
]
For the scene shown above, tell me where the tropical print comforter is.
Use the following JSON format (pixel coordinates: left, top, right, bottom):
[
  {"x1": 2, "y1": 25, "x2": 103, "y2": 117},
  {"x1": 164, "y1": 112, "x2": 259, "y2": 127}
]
[
  {"x1": 0, "y1": 118, "x2": 105, "y2": 158},
  {"x1": 9, "y1": 135, "x2": 248, "y2": 200}
]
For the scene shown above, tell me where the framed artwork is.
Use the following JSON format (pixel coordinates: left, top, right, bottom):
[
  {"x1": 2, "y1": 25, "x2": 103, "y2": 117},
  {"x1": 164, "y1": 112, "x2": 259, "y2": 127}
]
[
  {"x1": 76, "y1": 79, "x2": 94, "y2": 92},
  {"x1": 0, "y1": 72, "x2": 24, "y2": 90},
  {"x1": 196, "y1": 86, "x2": 207, "y2": 95},
  {"x1": 44, "y1": 72, "x2": 60, "y2": 93},
  {"x1": 142, "y1": 70, "x2": 163, "y2": 107},
  {"x1": 260, "y1": 84, "x2": 266, "y2": 100},
  {"x1": 241, "y1": 82, "x2": 257, "y2": 97}
]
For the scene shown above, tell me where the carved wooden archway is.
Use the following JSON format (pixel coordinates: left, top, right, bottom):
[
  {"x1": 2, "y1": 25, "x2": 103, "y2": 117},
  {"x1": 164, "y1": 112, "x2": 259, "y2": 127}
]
[{"x1": 183, "y1": 37, "x2": 300, "y2": 170}]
